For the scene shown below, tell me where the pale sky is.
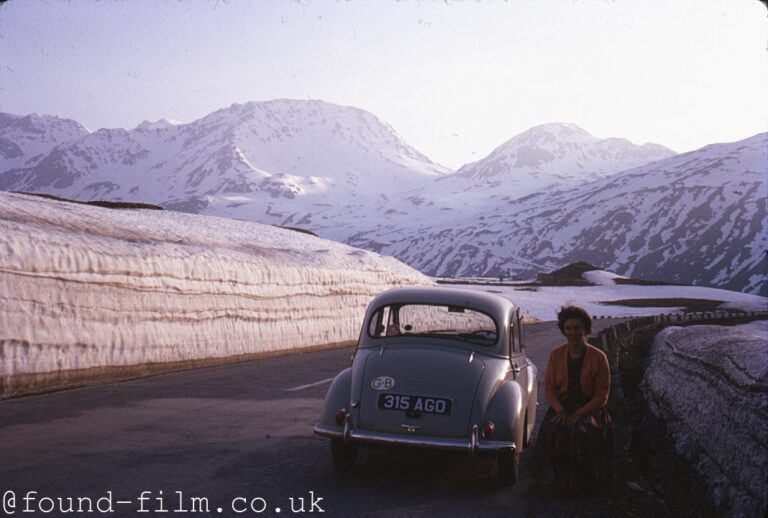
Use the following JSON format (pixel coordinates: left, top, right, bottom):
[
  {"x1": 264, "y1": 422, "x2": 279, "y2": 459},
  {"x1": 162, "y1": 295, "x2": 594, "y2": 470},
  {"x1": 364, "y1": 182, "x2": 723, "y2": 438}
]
[{"x1": 1, "y1": 0, "x2": 766, "y2": 169}]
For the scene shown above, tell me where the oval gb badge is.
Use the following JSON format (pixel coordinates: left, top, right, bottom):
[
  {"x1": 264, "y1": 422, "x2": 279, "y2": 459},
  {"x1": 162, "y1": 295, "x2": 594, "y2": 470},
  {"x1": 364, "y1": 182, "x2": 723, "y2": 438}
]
[{"x1": 371, "y1": 376, "x2": 395, "y2": 391}]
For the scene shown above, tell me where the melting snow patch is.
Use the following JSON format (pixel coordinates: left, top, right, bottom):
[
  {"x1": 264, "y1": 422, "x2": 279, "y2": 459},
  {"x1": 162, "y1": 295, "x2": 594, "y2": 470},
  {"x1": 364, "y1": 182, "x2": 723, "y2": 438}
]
[{"x1": 582, "y1": 269, "x2": 627, "y2": 285}]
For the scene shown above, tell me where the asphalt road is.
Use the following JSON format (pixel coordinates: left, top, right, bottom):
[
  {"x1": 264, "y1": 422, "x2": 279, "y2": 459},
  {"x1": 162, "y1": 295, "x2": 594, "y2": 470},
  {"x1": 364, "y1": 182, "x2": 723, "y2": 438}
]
[{"x1": 0, "y1": 319, "x2": 628, "y2": 517}]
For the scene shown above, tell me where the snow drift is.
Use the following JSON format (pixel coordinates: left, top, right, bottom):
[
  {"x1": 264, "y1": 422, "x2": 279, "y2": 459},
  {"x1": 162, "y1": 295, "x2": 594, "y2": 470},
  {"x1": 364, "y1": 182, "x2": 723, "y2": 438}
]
[
  {"x1": 0, "y1": 191, "x2": 432, "y2": 397},
  {"x1": 641, "y1": 323, "x2": 768, "y2": 516}
]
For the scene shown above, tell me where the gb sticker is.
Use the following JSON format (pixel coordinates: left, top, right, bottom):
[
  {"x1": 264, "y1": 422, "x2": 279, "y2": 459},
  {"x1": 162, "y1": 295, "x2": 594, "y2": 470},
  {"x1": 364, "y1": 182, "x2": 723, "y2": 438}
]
[{"x1": 371, "y1": 376, "x2": 395, "y2": 391}]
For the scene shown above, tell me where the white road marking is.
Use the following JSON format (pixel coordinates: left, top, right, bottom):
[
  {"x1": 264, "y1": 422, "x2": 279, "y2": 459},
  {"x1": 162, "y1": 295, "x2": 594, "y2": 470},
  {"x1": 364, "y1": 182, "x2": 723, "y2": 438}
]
[{"x1": 286, "y1": 377, "x2": 335, "y2": 392}]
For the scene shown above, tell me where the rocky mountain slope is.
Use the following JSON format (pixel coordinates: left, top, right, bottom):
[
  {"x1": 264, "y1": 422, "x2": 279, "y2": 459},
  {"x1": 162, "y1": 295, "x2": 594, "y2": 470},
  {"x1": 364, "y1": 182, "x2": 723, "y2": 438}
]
[
  {"x1": 0, "y1": 101, "x2": 764, "y2": 295},
  {"x1": 0, "y1": 100, "x2": 449, "y2": 230},
  {"x1": 346, "y1": 133, "x2": 767, "y2": 296},
  {"x1": 443, "y1": 122, "x2": 673, "y2": 196},
  {"x1": 0, "y1": 113, "x2": 89, "y2": 175},
  {"x1": 327, "y1": 122, "x2": 676, "y2": 239}
]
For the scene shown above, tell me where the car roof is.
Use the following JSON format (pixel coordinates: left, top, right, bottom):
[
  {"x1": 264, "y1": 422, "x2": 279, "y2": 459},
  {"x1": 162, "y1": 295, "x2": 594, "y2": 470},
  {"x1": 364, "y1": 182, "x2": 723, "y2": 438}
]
[{"x1": 370, "y1": 286, "x2": 516, "y2": 318}]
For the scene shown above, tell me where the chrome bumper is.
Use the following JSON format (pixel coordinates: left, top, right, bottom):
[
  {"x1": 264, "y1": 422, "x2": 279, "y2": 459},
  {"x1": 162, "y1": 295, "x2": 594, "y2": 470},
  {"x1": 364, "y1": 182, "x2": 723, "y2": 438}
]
[{"x1": 313, "y1": 423, "x2": 516, "y2": 455}]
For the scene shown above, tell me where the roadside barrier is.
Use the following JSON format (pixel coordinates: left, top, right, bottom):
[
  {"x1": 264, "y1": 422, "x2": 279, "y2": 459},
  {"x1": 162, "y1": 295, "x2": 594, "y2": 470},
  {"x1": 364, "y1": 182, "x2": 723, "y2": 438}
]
[
  {"x1": 592, "y1": 309, "x2": 768, "y2": 321},
  {"x1": 594, "y1": 310, "x2": 768, "y2": 352}
]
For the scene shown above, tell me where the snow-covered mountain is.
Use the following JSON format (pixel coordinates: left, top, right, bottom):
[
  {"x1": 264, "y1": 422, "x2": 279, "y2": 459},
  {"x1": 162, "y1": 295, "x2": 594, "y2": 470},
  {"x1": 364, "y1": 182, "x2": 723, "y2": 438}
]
[
  {"x1": 334, "y1": 123, "x2": 677, "y2": 236},
  {"x1": 0, "y1": 104, "x2": 671, "y2": 237},
  {"x1": 0, "y1": 113, "x2": 90, "y2": 175},
  {"x1": 0, "y1": 100, "x2": 449, "y2": 229},
  {"x1": 0, "y1": 101, "x2": 764, "y2": 296},
  {"x1": 444, "y1": 122, "x2": 674, "y2": 196},
  {"x1": 347, "y1": 133, "x2": 767, "y2": 296}
]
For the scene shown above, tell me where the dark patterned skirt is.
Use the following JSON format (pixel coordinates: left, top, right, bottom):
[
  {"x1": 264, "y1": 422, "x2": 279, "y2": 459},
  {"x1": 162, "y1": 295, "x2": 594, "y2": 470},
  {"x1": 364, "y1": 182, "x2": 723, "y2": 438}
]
[{"x1": 536, "y1": 406, "x2": 615, "y2": 491}]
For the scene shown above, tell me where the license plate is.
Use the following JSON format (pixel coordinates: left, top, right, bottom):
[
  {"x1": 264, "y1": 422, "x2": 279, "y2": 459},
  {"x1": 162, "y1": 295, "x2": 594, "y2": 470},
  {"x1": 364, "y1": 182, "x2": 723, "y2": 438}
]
[{"x1": 378, "y1": 393, "x2": 452, "y2": 415}]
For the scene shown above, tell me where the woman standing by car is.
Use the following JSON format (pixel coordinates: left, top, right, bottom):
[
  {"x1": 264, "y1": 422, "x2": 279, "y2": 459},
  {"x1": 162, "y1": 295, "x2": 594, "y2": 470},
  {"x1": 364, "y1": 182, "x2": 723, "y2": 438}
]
[{"x1": 537, "y1": 305, "x2": 614, "y2": 494}]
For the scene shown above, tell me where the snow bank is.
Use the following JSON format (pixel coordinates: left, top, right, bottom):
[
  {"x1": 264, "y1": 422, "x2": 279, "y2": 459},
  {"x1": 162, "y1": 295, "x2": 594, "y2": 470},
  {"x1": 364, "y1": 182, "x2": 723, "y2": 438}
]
[
  {"x1": 582, "y1": 269, "x2": 626, "y2": 285},
  {"x1": 641, "y1": 323, "x2": 768, "y2": 516},
  {"x1": 0, "y1": 192, "x2": 431, "y2": 396}
]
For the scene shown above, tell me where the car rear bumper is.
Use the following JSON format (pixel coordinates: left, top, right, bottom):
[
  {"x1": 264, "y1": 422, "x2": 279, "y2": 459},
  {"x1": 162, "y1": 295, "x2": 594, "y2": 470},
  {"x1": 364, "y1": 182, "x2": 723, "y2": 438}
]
[{"x1": 313, "y1": 423, "x2": 516, "y2": 455}]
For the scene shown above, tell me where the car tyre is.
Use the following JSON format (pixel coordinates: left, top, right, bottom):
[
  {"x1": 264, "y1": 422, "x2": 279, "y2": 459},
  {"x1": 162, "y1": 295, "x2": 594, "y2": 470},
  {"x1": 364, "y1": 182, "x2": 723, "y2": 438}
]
[
  {"x1": 331, "y1": 439, "x2": 358, "y2": 472},
  {"x1": 497, "y1": 449, "x2": 519, "y2": 485}
]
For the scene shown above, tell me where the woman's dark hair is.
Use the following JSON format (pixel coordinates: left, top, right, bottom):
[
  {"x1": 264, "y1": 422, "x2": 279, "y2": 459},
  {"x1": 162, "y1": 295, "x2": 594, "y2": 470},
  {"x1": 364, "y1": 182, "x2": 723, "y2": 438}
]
[{"x1": 557, "y1": 305, "x2": 592, "y2": 334}]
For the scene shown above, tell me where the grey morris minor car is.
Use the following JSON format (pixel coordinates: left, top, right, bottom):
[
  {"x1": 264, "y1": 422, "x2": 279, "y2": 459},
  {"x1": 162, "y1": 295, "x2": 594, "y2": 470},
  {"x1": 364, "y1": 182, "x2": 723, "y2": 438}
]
[{"x1": 314, "y1": 286, "x2": 538, "y2": 484}]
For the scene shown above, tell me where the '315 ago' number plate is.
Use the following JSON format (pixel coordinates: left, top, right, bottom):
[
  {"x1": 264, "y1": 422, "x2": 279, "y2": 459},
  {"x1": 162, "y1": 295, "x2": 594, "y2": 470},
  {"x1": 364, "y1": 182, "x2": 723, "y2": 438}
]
[{"x1": 378, "y1": 393, "x2": 452, "y2": 415}]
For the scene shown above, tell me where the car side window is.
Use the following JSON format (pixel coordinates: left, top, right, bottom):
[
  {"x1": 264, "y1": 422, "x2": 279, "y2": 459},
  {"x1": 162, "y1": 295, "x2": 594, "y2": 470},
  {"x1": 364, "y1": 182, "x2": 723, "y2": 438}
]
[
  {"x1": 510, "y1": 321, "x2": 517, "y2": 353},
  {"x1": 369, "y1": 306, "x2": 393, "y2": 337},
  {"x1": 510, "y1": 309, "x2": 525, "y2": 354}
]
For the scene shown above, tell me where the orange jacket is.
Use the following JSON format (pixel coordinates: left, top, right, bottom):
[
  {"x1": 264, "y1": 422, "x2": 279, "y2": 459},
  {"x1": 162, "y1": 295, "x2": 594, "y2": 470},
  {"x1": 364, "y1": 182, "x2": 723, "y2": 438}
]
[{"x1": 545, "y1": 343, "x2": 610, "y2": 415}]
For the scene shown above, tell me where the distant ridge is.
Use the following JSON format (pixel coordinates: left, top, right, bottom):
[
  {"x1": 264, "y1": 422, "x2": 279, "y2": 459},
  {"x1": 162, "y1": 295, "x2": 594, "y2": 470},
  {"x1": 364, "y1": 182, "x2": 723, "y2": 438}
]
[
  {"x1": 0, "y1": 101, "x2": 764, "y2": 295},
  {"x1": 13, "y1": 191, "x2": 164, "y2": 210}
]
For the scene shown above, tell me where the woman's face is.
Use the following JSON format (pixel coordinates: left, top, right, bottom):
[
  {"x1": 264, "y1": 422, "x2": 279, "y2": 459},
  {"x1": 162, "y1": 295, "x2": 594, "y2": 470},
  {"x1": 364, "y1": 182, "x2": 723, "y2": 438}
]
[{"x1": 562, "y1": 318, "x2": 587, "y2": 346}]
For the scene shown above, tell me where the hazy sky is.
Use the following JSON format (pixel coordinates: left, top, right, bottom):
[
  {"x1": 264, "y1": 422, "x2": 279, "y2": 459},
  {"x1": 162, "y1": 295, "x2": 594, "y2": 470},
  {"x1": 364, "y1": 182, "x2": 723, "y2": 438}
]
[{"x1": 1, "y1": 0, "x2": 765, "y2": 169}]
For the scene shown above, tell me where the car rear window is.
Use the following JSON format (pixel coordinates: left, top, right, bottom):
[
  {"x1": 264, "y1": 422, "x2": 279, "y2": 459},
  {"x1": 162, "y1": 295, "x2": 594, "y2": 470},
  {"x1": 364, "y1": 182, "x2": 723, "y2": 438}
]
[{"x1": 367, "y1": 303, "x2": 498, "y2": 346}]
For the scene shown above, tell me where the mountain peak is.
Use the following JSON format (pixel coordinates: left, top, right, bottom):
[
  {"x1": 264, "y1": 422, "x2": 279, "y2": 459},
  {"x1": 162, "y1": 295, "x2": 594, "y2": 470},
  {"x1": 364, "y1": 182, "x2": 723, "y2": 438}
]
[
  {"x1": 192, "y1": 98, "x2": 450, "y2": 179},
  {"x1": 452, "y1": 122, "x2": 675, "y2": 188},
  {"x1": 135, "y1": 119, "x2": 181, "y2": 131},
  {"x1": 0, "y1": 112, "x2": 90, "y2": 134},
  {"x1": 504, "y1": 122, "x2": 597, "y2": 148},
  {"x1": 0, "y1": 112, "x2": 90, "y2": 173},
  {"x1": 522, "y1": 122, "x2": 592, "y2": 136}
]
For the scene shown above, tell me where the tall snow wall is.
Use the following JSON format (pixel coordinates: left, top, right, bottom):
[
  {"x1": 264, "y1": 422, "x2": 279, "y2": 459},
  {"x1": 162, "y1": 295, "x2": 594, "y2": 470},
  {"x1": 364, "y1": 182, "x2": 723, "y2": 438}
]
[
  {"x1": 641, "y1": 324, "x2": 768, "y2": 516},
  {"x1": 0, "y1": 192, "x2": 432, "y2": 398}
]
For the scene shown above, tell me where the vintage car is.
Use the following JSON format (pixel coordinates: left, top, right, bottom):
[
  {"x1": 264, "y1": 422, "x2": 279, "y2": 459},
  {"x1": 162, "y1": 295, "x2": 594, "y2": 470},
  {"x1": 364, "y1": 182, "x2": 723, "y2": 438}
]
[{"x1": 314, "y1": 286, "x2": 538, "y2": 484}]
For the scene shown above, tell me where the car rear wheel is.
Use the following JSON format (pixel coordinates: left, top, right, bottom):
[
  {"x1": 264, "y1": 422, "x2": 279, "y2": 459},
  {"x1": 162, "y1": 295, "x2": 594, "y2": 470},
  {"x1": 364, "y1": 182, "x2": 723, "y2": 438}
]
[
  {"x1": 497, "y1": 449, "x2": 519, "y2": 485},
  {"x1": 331, "y1": 439, "x2": 358, "y2": 472}
]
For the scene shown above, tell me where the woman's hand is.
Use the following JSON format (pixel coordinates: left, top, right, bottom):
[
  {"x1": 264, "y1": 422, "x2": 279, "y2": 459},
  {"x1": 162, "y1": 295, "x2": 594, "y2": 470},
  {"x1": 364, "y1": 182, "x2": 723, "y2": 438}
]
[
  {"x1": 565, "y1": 410, "x2": 583, "y2": 426},
  {"x1": 551, "y1": 408, "x2": 568, "y2": 424}
]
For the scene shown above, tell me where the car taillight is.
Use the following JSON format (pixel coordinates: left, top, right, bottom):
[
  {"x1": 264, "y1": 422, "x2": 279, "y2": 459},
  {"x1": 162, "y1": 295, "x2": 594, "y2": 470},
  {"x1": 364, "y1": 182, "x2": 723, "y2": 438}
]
[
  {"x1": 482, "y1": 421, "x2": 495, "y2": 438},
  {"x1": 335, "y1": 410, "x2": 346, "y2": 426}
]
